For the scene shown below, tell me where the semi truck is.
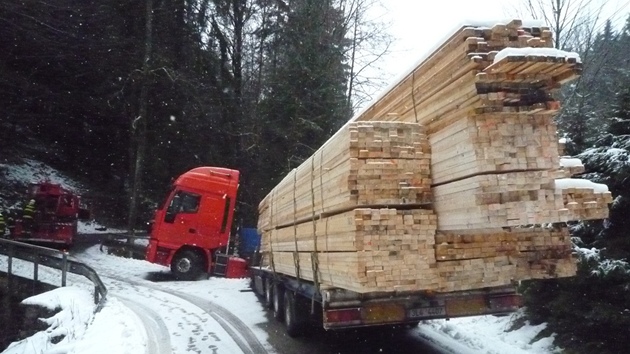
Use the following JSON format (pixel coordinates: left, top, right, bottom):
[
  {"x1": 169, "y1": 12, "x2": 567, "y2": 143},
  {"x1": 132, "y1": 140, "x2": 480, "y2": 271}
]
[
  {"x1": 144, "y1": 166, "x2": 246, "y2": 280},
  {"x1": 140, "y1": 166, "x2": 522, "y2": 335}
]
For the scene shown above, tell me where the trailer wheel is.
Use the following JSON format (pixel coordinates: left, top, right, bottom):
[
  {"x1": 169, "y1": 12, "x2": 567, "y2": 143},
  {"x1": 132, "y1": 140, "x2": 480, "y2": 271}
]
[
  {"x1": 272, "y1": 282, "x2": 284, "y2": 321},
  {"x1": 264, "y1": 278, "x2": 274, "y2": 309},
  {"x1": 171, "y1": 250, "x2": 203, "y2": 280},
  {"x1": 284, "y1": 291, "x2": 307, "y2": 337}
]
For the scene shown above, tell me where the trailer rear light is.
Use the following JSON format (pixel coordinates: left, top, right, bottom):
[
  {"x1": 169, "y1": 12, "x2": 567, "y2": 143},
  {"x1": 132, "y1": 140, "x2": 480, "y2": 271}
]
[{"x1": 324, "y1": 308, "x2": 361, "y2": 326}]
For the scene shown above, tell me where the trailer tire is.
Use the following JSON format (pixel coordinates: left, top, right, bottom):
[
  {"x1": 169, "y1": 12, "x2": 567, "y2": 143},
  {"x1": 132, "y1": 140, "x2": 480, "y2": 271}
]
[
  {"x1": 272, "y1": 283, "x2": 284, "y2": 321},
  {"x1": 171, "y1": 249, "x2": 204, "y2": 280},
  {"x1": 284, "y1": 291, "x2": 307, "y2": 337},
  {"x1": 264, "y1": 278, "x2": 274, "y2": 309}
]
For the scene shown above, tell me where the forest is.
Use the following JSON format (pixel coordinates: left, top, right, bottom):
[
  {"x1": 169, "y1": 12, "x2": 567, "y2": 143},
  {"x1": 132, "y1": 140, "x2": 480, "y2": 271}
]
[{"x1": 0, "y1": 1, "x2": 629, "y2": 353}]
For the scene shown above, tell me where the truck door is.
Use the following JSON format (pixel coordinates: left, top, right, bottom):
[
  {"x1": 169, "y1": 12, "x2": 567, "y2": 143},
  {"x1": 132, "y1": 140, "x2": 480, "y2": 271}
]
[
  {"x1": 197, "y1": 192, "x2": 232, "y2": 249},
  {"x1": 161, "y1": 190, "x2": 202, "y2": 245}
]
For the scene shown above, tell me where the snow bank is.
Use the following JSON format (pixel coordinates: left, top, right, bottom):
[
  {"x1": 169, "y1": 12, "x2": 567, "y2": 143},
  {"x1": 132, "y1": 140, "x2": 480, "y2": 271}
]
[
  {"x1": 3, "y1": 287, "x2": 147, "y2": 354},
  {"x1": 417, "y1": 310, "x2": 561, "y2": 354}
]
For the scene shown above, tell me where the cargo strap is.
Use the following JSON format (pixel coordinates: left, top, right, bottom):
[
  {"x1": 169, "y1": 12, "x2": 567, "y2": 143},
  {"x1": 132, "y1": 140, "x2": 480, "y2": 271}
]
[
  {"x1": 411, "y1": 71, "x2": 419, "y2": 123},
  {"x1": 268, "y1": 189, "x2": 276, "y2": 273},
  {"x1": 310, "y1": 152, "x2": 322, "y2": 297},
  {"x1": 292, "y1": 169, "x2": 301, "y2": 282}
]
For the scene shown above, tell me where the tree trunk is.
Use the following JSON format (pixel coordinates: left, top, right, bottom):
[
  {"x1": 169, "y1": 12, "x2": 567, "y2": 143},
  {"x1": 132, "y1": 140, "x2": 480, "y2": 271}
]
[{"x1": 127, "y1": 0, "x2": 153, "y2": 254}]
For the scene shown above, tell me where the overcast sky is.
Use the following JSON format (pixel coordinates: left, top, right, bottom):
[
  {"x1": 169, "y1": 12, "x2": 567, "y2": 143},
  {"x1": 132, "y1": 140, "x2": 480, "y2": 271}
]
[{"x1": 375, "y1": 0, "x2": 630, "y2": 81}]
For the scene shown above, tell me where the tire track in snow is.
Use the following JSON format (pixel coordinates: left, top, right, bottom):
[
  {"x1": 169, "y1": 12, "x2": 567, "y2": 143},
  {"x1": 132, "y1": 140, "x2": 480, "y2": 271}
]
[
  {"x1": 155, "y1": 288, "x2": 268, "y2": 354},
  {"x1": 97, "y1": 272, "x2": 267, "y2": 354},
  {"x1": 119, "y1": 297, "x2": 172, "y2": 354},
  {"x1": 72, "y1": 250, "x2": 268, "y2": 353}
]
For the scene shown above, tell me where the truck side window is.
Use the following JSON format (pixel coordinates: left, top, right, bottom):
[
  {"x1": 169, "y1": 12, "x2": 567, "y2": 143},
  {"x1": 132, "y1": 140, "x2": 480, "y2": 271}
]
[
  {"x1": 180, "y1": 193, "x2": 200, "y2": 213},
  {"x1": 164, "y1": 191, "x2": 201, "y2": 223}
]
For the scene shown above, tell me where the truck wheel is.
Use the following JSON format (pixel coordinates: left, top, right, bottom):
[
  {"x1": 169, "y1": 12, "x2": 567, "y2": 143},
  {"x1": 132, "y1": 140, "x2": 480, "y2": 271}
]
[
  {"x1": 272, "y1": 282, "x2": 284, "y2": 321},
  {"x1": 284, "y1": 291, "x2": 307, "y2": 337},
  {"x1": 171, "y1": 250, "x2": 203, "y2": 280},
  {"x1": 250, "y1": 277, "x2": 260, "y2": 296},
  {"x1": 264, "y1": 278, "x2": 274, "y2": 309}
]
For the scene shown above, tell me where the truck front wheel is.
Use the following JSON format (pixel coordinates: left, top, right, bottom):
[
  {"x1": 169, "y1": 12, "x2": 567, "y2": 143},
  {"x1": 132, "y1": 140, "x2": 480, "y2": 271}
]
[{"x1": 171, "y1": 250, "x2": 204, "y2": 280}]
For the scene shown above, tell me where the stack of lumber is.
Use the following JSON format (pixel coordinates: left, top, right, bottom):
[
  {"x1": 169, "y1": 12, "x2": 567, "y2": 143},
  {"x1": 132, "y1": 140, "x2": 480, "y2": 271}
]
[
  {"x1": 259, "y1": 121, "x2": 437, "y2": 293},
  {"x1": 429, "y1": 114, "x2": 560, "y2": 184},
  {"x1": 258, "y1": 121, "x2": 431, "y2": 230},
  {"x1": 432, "y1": 170, "x2": 570, "y2": 230},
  {"x1": 435, "y1": 225, "x2": 576, "y2": 291},
  {"x1": 556, "y1": 180, "x2": 613, "y2": 221},
  {"x1": 353, "y1": 19, "x2": 610, "y2": 230},
  {"x1": 258, "y1": 19, "x2": 613, "y2": 294},
  {"x1": 264, "y1": 208, "x2": 439, "y2": 293}
]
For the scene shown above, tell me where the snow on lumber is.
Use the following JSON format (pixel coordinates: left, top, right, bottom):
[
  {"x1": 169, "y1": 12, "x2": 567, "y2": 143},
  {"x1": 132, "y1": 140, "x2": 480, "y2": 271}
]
[
  {"x1": 558, "y1": 157, "x2": 585, "y2": 177},
  {"x1": 560, "y1": 158, "x2": 583, "y2": 168},
  {"x1": 493, "y1": 47, "x2": 581, "y2": 64},
  {"x1": 555, "y1": 178, "x2": 608, "y2": 193}
]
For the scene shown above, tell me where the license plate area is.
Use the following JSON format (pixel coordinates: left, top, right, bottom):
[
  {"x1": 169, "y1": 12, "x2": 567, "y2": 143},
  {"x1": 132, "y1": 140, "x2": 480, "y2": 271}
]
[{"x1": 407, "y1": 306, "x2": 446, "y2": 319}]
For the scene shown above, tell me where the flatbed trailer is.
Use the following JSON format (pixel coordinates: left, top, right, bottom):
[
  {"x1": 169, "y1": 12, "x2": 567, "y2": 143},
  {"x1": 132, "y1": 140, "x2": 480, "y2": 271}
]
[{"x1": 249, "y1": 265, "x2": 522, "y2": 337}]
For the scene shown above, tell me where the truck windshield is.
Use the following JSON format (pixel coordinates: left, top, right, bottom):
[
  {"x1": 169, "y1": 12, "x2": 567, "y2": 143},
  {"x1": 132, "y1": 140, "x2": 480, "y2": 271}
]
[{"x1": 158, "y1": 186, "x2": 175, "y2": 210}]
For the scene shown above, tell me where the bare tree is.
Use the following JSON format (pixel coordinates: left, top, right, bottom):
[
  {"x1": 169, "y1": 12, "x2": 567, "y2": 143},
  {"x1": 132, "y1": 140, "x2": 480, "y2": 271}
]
[
  {"x1": 339, "y1": 0, "x2": 393, "y2": 113},
  {"x1": 514, "y1": 0, "x2": 630, "y2": 150},
  {"x1": 515, "y1": 0, "x2": 609, "y2": 50}
]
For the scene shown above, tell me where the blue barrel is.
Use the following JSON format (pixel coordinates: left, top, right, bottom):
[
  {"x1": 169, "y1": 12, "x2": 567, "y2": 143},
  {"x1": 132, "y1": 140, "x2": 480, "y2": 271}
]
[{"x1": 238, "y1": 228, "x2": 261, "y2": 258}]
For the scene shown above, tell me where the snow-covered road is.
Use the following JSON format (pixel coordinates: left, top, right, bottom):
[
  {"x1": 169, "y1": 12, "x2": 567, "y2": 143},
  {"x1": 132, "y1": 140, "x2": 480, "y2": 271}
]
[{"x1": 1, "y1": 240, "x2": 562, "y2": 354}]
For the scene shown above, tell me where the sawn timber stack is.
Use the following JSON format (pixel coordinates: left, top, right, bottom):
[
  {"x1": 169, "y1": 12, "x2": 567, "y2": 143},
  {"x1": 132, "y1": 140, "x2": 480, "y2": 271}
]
[{"x1": 257, "y1": 19, "x2": 612, "y2": 294}]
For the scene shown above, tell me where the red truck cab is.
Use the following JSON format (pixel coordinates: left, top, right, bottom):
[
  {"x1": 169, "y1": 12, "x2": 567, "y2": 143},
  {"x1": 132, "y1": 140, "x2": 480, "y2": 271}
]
[{"x1": 145, "y1": 167, "x2": 240, "y2": 280}]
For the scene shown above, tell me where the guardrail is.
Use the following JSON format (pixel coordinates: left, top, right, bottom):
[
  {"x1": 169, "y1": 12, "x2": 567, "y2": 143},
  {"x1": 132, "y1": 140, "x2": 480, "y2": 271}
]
[
  {"x1": 0, "y1": 238, "x2": 107, "y2": 307},
  {"x1": 99, "y1": 233, "x2": 148, "y2": 260}
]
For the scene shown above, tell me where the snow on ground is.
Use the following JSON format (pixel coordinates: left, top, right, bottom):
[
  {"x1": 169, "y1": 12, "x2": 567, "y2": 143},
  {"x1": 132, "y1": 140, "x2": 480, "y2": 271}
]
[
  {"x1": 416, "y1": 314, "x2": 560, "y2": 354},
  {"x1": 0, "y1": 228, "x2": 563, "y2": 354}
]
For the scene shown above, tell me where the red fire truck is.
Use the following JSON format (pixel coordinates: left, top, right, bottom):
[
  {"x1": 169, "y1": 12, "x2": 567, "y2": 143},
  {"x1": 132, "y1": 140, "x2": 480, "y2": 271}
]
[
  {"x1": 8, "y1": 182, "x2": 90, "y2": 247},
  {"x1": 145, "y1": 166, "x2": 243, "y2": 280}
]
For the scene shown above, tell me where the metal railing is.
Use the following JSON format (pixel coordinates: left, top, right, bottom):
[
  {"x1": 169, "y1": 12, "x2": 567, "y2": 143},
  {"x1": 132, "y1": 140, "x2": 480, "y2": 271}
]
[
  {"x1": 0, "y1": 238, "x2": 107, "y2": 307},
  {"x1": 98, "y1": 233, "x2": 148, "y2": 260}
]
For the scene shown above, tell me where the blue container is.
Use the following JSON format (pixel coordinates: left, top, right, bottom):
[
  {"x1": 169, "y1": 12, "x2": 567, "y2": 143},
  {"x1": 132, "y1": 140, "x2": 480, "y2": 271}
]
[{"x1": 239, "y1": 228, "x2": 261, "y2": 257}]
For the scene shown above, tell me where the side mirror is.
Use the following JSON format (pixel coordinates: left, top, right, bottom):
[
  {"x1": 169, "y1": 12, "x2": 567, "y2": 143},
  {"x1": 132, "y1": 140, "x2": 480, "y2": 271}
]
[{"x1": 164, "y1": 211, "x2": 176, "y2": 223}]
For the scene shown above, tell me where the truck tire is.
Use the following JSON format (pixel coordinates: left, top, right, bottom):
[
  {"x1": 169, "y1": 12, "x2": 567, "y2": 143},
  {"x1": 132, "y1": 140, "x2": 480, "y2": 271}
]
[
  {"x1": 284, "y1": 291, "x2": 307, "y2": 337},
  {"x1": 264, "y1": 278, "x2": 274, "y2": 309},
  {"x1": 171, "y1": 250, "x2": 204, "y2": 280},
  {"x1": 272, "y1": 282, "x2": 284, "y2": 321}
]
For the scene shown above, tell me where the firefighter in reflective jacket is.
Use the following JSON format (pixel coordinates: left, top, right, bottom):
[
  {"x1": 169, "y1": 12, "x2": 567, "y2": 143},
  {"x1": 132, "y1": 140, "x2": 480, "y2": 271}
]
[{"x1": 22, "y1": 199, "x2": 36, "y2": 234}]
